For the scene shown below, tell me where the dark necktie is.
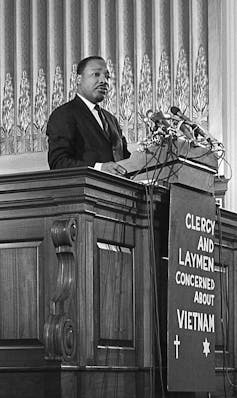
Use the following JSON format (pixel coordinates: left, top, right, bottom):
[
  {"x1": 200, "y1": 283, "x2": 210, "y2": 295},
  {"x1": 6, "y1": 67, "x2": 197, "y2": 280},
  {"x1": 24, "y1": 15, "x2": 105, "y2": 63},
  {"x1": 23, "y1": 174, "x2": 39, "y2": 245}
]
[
  {"x1": 94, "y1": 104, "x2": 110, "y2": 139},
  {"x1": 95, "y1": 104, "x2": 124, "y2": 161}
]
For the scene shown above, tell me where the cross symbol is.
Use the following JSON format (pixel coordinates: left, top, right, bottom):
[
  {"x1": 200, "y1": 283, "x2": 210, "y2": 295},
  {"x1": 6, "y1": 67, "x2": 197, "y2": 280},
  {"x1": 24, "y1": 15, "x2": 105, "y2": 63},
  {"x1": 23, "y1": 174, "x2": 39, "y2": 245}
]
[{"x1": 174, "y1": 335, "x2": 181, "y2": 359}]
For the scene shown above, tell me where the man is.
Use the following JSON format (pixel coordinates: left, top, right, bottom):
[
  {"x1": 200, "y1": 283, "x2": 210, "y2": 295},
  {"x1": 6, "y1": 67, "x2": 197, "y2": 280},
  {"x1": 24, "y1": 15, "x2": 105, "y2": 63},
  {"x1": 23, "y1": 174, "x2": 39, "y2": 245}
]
[{"x1": 46, "y1": 56, "x2": 130, "y2": 176}]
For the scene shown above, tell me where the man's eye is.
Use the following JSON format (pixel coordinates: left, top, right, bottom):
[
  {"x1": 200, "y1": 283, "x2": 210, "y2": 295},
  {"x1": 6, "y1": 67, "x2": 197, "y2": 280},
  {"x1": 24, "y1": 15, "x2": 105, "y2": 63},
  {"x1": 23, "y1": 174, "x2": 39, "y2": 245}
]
[{"x1": 92, "y1": 72, "x2": 110, "y2": 79}]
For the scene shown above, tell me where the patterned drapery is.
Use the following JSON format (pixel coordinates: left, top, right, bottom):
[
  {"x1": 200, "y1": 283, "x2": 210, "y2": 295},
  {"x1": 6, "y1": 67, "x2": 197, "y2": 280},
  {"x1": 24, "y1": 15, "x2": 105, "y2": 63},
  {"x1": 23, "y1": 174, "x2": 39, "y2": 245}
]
[{"x1": 0, "y1": 0, "x2": 211, "y2": 155}]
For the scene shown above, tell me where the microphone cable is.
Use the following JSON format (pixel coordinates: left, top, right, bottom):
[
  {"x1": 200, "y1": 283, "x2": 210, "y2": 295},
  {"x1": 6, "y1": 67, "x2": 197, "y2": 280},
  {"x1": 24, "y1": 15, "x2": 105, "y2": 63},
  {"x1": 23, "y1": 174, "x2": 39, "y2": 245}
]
[
  {"x1": 129, "y1": 135, "x2": 167, "y2": 182},
  {"x1": 154, "y1": 136, "x2": 191, "y2": 185}
]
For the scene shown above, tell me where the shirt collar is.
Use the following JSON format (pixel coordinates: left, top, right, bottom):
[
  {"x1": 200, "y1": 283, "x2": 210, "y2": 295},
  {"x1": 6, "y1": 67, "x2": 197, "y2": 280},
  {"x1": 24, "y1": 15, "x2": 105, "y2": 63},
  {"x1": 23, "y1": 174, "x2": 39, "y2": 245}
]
[{"x1": 77, "y1": 94, "x2": 97, "y2": 111}]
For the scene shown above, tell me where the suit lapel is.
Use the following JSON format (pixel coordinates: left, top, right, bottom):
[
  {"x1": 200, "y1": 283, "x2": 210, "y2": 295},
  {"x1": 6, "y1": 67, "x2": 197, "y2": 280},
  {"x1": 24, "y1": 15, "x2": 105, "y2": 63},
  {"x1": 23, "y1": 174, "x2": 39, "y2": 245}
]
[
  {"x1": 73, "y1": 96, "x2": 124, "y2": 161},
  {"x1": 73, "y1": 96, "x2": 111, "y2": 142}
]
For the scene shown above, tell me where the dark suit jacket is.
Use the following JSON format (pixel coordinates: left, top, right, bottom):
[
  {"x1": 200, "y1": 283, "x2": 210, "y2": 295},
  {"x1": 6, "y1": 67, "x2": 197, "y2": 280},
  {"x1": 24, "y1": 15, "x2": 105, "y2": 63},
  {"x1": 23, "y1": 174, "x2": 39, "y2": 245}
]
[{"x1": 46, "y1": 95, "x2": 130, "y2": 169}]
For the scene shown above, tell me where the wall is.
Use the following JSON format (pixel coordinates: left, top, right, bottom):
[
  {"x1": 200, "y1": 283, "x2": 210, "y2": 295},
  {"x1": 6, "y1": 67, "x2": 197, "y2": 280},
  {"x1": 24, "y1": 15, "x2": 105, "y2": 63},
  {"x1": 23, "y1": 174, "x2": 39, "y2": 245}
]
[{"x1": 221, "y1": 0, "x2": 237, "y2": 212}]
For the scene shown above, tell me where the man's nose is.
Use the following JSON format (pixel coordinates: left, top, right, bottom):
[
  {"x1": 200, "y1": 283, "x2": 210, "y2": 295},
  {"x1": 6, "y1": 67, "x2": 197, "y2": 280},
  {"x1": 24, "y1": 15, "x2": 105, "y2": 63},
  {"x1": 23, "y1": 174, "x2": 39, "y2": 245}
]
[{"x1": 99, "y1": 74, "x2": 107, "y2": 83}]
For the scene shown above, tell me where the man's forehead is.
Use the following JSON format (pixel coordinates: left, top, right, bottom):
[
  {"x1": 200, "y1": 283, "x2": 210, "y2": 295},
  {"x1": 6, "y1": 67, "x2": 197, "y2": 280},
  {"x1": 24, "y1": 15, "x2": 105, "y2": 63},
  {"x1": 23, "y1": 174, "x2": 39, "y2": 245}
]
[{"x1": 85, "y1": 59, "x2": 107, "y2": 71}]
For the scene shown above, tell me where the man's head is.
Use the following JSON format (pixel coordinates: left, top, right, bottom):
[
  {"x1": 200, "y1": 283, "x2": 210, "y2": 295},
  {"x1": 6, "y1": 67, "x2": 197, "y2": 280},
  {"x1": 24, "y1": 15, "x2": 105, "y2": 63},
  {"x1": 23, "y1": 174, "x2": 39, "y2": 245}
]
[{"x1": 76, "y1": 56, "x2": 110, "y2": 104}]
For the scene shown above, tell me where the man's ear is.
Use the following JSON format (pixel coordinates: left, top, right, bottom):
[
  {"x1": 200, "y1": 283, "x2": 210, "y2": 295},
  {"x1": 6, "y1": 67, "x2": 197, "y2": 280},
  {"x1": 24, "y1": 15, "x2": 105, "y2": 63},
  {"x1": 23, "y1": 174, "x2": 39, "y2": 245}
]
[{"x1": 77, "y1": 75, "x2": 81, "y2": 85}]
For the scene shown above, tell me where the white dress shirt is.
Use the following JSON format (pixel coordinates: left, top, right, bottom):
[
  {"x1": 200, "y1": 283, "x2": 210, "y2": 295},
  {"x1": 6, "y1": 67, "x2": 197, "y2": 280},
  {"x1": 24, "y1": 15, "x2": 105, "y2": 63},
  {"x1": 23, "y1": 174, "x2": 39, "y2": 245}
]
[{"x1": 77, "y1": 94, "x2": 104, "y2": 129}]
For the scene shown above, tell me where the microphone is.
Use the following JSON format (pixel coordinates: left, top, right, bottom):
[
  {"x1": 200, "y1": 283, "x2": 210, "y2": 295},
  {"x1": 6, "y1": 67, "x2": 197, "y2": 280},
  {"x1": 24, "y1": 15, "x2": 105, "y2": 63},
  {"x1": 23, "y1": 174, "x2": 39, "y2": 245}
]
[
  {"x1": 146, "y1": 110, "x2": 171, "y2": 129},
  {"x1": 176, "y1": 121, "x2": 194, "y2": 140},
  {"x1": 144, "y1": 110, "x2": 158, "y2": 132},
  {"x1": 170, "y1": 106, "x2": 206, "y2": 139}
]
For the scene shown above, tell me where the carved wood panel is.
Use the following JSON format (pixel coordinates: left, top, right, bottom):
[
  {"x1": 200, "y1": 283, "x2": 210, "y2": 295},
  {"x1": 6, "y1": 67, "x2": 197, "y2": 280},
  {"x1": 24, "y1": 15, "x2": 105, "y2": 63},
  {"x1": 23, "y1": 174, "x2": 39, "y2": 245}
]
[
  {"x1": 0, "y1": 242, "x2": 40, "y2": 339},
  {"x1": 97, "y1": 242, "x2": 134, "y2": 346},
  {"x1": 44, "y1": 217, "x2": 77, "y2": 362}
]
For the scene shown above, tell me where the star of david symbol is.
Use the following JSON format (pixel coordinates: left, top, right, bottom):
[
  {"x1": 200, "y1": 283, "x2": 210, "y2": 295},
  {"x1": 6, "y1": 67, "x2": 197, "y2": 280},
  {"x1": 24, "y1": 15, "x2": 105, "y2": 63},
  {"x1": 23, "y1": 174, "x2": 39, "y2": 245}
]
[{"x1": 203, "y1": 338, "x2": 210, "y2": 358}]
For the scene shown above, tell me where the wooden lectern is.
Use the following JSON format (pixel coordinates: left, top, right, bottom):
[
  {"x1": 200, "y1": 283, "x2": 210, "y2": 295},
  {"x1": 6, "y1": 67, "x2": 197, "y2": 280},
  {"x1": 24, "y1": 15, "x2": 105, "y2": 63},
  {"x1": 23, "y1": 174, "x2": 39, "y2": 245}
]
[
  {"x1": 0, "y1": 138, "x2": 235, "y2": 397},
  {"x1": 0, "y1": 167, "x2": 156, "y2": 397}
]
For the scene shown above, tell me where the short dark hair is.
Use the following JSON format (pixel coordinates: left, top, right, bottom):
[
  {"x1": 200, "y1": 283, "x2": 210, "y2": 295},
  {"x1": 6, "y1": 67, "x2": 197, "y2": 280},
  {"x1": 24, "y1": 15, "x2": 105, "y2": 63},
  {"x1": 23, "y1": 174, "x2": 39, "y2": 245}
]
[{"x1": 76, "y1": 56, "x2": 105, "y2": 75}]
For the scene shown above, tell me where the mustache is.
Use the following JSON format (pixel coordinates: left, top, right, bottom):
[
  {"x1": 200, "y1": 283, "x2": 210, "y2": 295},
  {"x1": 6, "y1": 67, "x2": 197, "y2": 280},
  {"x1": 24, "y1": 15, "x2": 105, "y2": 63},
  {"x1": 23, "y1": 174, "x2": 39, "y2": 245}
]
[{"x1": 96, "y1": 83, "x2": 109, "y2": 89}]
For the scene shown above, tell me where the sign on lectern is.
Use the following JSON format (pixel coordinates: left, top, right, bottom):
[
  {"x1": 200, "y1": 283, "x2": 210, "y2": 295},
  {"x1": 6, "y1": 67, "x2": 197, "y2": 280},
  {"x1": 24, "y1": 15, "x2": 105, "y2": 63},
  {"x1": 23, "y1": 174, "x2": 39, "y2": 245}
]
[{"x1": 167, "y1": 184, "x2": 216, "y2": 392}]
